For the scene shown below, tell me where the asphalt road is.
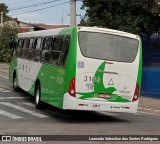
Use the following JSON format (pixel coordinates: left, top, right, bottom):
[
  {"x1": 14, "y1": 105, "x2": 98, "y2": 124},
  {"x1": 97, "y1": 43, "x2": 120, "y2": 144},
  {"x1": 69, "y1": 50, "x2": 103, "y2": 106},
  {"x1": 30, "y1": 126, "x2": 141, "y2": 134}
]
[{"x1": 0, "y1": 76, "x2": 160, "y2": 144}]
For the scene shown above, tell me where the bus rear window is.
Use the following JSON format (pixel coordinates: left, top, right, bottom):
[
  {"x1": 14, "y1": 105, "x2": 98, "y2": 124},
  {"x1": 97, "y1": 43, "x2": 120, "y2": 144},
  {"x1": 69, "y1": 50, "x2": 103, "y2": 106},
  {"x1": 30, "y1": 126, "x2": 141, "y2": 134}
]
[{"x1": 78, "y1": 32, "x2": 139, "y2": 63}]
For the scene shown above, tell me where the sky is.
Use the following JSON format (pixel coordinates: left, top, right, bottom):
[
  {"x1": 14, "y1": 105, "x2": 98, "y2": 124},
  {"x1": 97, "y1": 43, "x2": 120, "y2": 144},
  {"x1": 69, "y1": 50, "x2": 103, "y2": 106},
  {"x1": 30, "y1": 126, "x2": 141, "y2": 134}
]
[{"x1": 0, "y1": 0, "x2": 85, "y2": 25}]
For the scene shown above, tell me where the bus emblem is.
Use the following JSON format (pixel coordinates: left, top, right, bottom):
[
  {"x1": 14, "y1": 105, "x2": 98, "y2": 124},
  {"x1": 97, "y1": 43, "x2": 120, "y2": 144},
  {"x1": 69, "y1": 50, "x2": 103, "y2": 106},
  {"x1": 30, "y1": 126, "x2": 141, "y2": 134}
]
[
  {"x1": 108, "y1": 79, "x2": 114, "y2": 85},
  {"x1": 78, "y1": 61, "x2": 84, "y2": 68}
]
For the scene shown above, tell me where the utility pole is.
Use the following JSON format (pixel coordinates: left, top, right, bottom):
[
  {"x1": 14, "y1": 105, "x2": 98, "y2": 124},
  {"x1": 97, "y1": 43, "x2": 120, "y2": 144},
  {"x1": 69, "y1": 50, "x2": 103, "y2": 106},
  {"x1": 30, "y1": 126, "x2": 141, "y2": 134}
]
[
  {"x1": 61, "y1": 9, "x2": 63, "y2": 25},
  {"x1": 0, "y1": 11, "x2": 3, "y2": 33},
  {"x1": 1, "y1": 11, "x2": 3, "y2": 26},
  {"x1": 70, "y1": 0, "x2": 76, "y2": 26}
]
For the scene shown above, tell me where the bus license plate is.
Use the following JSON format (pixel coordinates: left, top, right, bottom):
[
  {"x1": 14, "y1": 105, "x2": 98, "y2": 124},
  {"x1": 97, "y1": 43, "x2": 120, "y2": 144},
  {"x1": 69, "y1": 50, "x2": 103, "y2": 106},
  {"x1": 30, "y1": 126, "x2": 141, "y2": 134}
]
[{"x1": 99, "y1": 94, "x2": 111, "y2": 99}]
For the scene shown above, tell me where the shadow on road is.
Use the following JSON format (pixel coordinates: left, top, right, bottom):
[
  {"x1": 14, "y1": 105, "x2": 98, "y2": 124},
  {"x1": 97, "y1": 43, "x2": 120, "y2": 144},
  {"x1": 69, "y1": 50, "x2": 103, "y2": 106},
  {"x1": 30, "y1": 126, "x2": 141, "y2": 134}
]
[{"x1": 20, "y1": 90, "x2": 130, "y2": 124}]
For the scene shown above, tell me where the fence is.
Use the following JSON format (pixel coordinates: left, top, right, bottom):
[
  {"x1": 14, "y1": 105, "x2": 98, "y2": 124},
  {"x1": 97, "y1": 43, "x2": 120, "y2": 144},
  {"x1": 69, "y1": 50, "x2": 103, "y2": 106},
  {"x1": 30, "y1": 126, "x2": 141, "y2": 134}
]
[{"x1": 141, "y1": 32, "x2": 160, "y2": 98}]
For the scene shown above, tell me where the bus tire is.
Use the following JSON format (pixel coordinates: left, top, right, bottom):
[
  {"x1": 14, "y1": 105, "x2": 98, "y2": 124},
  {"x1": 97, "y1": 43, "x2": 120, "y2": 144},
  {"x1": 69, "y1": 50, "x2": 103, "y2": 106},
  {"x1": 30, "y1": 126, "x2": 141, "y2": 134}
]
[
  {"x1": 35, "y1": 83, "x2": 43, "y2": 109},
  {"x1": 13, "y1": 73, "x2": 20, "y2": 92}
]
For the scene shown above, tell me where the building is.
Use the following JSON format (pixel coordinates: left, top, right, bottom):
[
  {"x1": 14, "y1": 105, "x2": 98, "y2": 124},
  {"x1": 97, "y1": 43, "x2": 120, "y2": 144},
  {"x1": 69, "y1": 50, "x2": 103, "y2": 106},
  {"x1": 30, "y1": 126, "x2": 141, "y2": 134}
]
[{"x1": 18, "y1": 21, "x2": 69, "y2": 33}]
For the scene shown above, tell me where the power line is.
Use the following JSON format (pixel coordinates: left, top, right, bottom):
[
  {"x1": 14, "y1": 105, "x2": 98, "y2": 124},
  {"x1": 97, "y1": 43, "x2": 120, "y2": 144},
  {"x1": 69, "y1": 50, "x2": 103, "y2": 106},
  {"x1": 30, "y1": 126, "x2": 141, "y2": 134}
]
[
  {"x1": 10, "y1": 1, "x2": 70, "y2": 16},
  {"x1": 78, "y1": 0, "x2": 142, "y2": 2},
  {"x1": 10, "y1": 0, "x2": 62, "y2": 11},
  {"x1": 4, "y1": 0, "x2": 43, "y2": 6}
]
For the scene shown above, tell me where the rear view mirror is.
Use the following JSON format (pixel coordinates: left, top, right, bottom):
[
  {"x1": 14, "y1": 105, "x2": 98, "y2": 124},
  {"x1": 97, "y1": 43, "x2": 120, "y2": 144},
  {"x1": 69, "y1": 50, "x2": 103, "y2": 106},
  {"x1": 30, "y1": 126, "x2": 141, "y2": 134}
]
[
  {"x1": 9, "y1": 41, "x2": 14, "y2": 49},
  {"x1": 9, "y1": 35, "x2": 17, "y2": 49}
]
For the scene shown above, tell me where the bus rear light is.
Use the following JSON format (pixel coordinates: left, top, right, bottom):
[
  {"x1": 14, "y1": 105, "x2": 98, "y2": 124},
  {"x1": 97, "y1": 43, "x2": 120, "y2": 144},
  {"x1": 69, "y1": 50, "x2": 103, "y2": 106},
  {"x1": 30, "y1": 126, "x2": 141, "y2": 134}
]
[
  {"x1": 79, "y1": 104, "x2": 84, "y2": 106},
  {"x1": 68, "y1": 78, "x2": 76, "y2": 97},
  {"x1": 132, "y1": 83, "x2": 139, "y2": 102}
]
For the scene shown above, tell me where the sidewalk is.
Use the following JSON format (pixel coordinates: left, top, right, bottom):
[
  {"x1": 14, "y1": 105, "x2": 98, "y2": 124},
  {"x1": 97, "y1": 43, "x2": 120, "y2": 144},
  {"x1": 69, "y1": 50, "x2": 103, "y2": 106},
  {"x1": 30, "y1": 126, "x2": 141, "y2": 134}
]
[
  {"x1": 139, "y1": 96, "x2": 160, "y2": 111},
  {"x1": 0, "y1": 63, "x2": 9, "y2": 79},
  {"x1": 0, "y1": 63, "x2": 160, "y2": 112}
]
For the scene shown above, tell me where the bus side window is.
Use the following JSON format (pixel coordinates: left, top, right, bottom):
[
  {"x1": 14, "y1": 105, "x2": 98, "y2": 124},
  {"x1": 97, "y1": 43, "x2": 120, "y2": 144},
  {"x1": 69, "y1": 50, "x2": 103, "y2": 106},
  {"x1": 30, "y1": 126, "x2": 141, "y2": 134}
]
[
  {"x1": 28, "y1": 38, "x2": 34, "y2": 48},
  {"x1": 21, "y1": 38, "x2": 29, "y2": 59},
  {"x1": 34, "y1": 38, "x2": 42, "y2": 62},
  {"x1": 60, "y1": 36, "x2": 70, "y2": 68},
  {"x1": 27, "y1": 38, "x2": 35, "y2": 61},
  {"x1": 41, "y1": 37, "x2": 52, "y2": 63},
  {"x1": 50, "y1": 36, "x2": 63, "y2": 66},
  {"x1": 35, "y1": 38, "x2": 42, "y2": 49},
  {"x1": 16, "y1": 39, "x2": 23, "y2": 58}
]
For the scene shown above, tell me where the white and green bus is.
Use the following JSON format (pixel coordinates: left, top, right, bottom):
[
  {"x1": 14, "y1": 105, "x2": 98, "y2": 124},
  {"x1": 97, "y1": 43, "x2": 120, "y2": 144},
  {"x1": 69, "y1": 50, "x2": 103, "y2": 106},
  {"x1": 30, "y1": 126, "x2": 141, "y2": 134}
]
[{"x1": 9, "y1": 26, "x2": 142, "y2": 113}]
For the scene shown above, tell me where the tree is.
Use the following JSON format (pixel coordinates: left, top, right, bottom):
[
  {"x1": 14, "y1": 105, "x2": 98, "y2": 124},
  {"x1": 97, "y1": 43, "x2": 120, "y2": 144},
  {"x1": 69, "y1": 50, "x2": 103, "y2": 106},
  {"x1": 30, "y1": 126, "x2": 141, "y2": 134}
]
[
  {"x1": 0, "y1": 3, "x2": 19, "y2": 62},
  {"x1": 80, "y1": 0, "x2": 160, "y2": 34},
  {"x1": 0, "y1": 22, "x2": 19, "y2": 62},
  {"x1": 0, "y1": 3, "x2": 14, "y2": 22}
]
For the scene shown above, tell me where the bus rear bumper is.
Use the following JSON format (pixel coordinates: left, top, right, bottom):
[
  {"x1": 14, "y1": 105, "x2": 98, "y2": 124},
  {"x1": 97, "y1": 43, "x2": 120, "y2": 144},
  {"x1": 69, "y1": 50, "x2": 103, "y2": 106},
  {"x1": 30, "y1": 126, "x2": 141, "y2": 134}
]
[{"x1": 63, "y1": 93, "x2": 139, "y2": 113}]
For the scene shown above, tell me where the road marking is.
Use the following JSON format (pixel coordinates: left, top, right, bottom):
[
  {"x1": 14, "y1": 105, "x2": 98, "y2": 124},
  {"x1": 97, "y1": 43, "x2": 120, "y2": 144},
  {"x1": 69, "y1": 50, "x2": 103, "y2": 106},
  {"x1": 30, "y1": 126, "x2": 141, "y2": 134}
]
[
  {"x1": 0, "y1": 75, "x2": 8, "y2": 79},
  {"x1": 23, "y1": 102, "x2": 35, "y2": 107},
  {"x1": 0, "y1": 109, "x2": 23, "y2": 119},
  {"x1": 137, "y1": 111, "x2": 159, "y2": 116},
  {"x1": 153, "y1": 110, "x2": 160, "y2": 112},
  {"x1": 0, "y1": 102, "x2": 49, "y2": 118},
  {"x1": 0, "y1": 63, "x2": 8, "y2": 66},
  {"x1": 0, "y1": 97, "x2": 30, "y2": 100},
  {"x1": 0, "y1": 87, "x2": 11, "y2": 92},
  {"x1": 0, "y1": 84, "x2": 12, "y2": 90},
  {"x1": 0, "y1": 69, "x2": 8, "y2": 73}
]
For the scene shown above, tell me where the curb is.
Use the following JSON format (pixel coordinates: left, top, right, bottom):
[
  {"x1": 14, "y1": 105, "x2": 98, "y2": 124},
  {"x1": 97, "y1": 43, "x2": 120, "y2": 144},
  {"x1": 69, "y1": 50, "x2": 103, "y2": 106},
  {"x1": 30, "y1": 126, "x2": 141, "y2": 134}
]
[{"x1": 138, "y1": 107, "x2": 160, "y2": 112}]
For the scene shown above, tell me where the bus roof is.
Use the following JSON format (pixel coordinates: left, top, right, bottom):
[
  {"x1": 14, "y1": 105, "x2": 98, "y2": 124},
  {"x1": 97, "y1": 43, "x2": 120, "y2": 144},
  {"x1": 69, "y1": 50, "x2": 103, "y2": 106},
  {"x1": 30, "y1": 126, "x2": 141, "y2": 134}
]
[
  {"x1": 18, "y1": 26, "x2": 139, "y2": 39},
  {"x1": 78, "y1": 27, "x2": 139, "y2": 39},
  {"x1": 18, "y1": 27, "x2": 65, "y2": 38}
]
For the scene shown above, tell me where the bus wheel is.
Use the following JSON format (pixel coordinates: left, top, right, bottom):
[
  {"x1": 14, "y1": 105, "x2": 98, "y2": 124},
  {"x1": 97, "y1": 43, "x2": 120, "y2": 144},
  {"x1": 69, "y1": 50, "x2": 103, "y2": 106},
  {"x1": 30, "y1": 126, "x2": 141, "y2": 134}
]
[
  {"x1": 13, "y1": 74, "x2": 20, "y2": 92},
  {"x1": 35, "y1": 84, "x2": 43, "y2": 109}
]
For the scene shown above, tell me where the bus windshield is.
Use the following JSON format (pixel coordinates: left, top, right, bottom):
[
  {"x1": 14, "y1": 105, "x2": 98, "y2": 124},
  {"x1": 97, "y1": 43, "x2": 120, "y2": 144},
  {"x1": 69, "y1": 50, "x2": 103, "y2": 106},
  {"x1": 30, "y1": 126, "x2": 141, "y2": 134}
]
[{"x1": 78, "y1": 31, "x2": 139, "y2": 63}]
